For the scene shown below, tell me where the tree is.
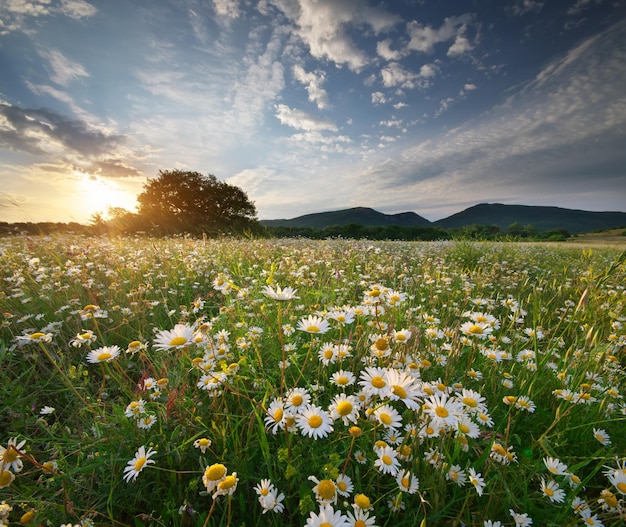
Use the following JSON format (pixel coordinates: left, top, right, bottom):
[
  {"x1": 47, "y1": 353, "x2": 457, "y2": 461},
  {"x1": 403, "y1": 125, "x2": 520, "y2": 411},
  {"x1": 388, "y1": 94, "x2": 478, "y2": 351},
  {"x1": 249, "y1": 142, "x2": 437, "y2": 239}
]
[{"x1": 136, "y1": 170, "x2": 258, "y2": 234}]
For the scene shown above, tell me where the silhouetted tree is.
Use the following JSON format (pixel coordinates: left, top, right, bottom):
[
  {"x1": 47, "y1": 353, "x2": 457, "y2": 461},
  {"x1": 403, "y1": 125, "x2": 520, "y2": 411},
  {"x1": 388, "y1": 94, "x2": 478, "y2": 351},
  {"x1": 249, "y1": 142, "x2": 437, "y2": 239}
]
[{"x1": 136, "y1": 170, "x2": 258, "y2": 235}]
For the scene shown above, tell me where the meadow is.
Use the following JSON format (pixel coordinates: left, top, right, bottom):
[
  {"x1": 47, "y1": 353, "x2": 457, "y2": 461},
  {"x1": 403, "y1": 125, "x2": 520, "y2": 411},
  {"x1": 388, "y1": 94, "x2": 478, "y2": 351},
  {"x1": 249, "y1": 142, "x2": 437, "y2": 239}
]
[{"x1": 0, "y1": 235, "x2": 624, "y2": 527}]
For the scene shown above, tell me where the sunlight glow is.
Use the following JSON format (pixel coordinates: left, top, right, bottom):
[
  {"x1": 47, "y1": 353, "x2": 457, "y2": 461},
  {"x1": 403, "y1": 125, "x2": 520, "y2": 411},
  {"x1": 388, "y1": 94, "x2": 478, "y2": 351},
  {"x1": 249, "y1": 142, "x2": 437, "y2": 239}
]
[{"x1": 77, "y1": 173, "x2": 138, "y2": 218}]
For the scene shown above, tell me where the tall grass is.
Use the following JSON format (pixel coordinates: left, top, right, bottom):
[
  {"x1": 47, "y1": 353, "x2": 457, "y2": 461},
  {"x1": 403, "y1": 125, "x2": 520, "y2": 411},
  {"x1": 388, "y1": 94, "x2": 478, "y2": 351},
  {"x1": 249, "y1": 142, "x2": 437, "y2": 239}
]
[{"x1": 0, "y1": 236, "x2": 624, "y2": 527}]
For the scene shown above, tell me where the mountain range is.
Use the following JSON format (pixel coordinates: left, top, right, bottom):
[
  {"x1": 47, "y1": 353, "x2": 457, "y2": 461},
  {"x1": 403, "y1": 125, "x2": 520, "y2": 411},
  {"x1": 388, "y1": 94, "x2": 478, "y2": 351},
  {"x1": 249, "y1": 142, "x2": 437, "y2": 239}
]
[{"x1": 260, "y1": 204, "x2": 626, "y2": 234}]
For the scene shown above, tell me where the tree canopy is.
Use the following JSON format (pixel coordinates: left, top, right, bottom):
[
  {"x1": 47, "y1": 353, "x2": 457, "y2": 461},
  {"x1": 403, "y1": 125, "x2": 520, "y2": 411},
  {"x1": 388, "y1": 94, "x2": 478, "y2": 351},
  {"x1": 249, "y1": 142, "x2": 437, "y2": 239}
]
[{"x1": 136, "y1": 170, "x2": 258, "y2": 234}]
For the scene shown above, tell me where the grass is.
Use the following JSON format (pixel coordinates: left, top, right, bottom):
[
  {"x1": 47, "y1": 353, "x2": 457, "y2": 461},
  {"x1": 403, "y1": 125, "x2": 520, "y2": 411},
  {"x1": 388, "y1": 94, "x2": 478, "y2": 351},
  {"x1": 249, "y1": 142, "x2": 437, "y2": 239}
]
[{"x1": 0, "y1": 236, "x2": 624, "y2": 527}]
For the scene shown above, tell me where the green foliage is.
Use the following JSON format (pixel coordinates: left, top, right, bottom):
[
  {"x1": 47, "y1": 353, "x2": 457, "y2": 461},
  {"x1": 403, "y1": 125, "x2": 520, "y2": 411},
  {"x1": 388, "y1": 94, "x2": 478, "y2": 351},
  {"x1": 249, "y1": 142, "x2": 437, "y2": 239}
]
[{"x1": 136, "y1": 169, "x2": 259, "y2": 235}]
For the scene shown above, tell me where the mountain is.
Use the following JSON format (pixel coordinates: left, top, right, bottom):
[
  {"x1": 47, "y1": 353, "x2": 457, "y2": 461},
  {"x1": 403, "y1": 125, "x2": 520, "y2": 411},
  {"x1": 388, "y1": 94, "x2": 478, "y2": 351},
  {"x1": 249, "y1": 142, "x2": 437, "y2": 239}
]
[
  {"x1": 433, "y1": 203, "x2": 626, "y2": 233},
  {"x1": 260, "y1": 207, "x2": 432, "y2": 229},
  {"x1": 260, "y1": 203, "x2": 626, "y2": 234}
]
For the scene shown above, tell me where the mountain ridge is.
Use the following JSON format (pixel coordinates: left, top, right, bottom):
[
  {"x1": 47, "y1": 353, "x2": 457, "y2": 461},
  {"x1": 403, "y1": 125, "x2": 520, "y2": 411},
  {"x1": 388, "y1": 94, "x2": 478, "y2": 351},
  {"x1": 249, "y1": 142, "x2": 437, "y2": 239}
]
[{"x1": 260, "y1": 203, "x2": 626, "y2": 234}]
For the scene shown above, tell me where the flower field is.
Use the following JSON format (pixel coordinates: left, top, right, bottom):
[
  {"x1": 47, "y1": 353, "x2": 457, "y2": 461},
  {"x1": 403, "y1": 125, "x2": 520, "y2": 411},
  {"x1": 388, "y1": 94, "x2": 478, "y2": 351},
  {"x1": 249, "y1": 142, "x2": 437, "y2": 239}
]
[{"x1": 0, "y1": 235, "x2": 624, "y2": 527}]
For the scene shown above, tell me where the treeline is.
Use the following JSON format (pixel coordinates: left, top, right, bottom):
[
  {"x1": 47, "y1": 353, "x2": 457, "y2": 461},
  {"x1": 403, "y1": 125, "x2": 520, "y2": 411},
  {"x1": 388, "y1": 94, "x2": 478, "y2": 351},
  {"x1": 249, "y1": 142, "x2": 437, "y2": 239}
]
[
  {"x1": 266, "y1": 222, "x2": 572, "y2": 241},
  {"x1": 0, "y1": 219, "x2": 572, "y2": 241}
]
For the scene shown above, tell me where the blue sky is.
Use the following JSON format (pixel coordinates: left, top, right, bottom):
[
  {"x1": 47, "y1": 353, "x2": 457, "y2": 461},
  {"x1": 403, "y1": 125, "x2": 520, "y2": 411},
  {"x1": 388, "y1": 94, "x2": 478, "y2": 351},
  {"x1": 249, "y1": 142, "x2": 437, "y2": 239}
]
[{"x1": 1, "y1": 0, "x2": 625, "y2": 224}]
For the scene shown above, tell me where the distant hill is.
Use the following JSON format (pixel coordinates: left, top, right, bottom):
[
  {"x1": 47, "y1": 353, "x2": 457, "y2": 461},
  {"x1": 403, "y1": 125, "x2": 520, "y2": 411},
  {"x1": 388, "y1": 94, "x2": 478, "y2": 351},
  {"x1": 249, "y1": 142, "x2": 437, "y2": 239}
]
[
  {"x1": 434, "y1": 203, "x2": 626, "y2": 233},
  {"x1": 260, "y1": 203, "x2": 626, "y2": 234},
  {"x1": 260, "y1": 207, "x2": 432, "y2": 229}
]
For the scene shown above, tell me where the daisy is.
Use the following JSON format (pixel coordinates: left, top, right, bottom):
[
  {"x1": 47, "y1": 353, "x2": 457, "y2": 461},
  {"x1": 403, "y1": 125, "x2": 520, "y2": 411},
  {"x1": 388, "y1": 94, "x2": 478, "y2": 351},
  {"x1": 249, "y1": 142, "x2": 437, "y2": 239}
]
[
  {"x1": 423, "y1": 393, "x2": 463, "y2": 431},
  {"x1": 544, "y1": 457, "x2": 568, "y2": 476},
  {"x1": 137, "y1": 414, "x2": 156, "y2": 429},
  {"x1": 212, "y1": 472, "x2": 238, "y2": 499},
  {"x1": 328, "y1": 394, "x2": 360, "y2": 426},
  {"x1": 122, "y1": 446, "x2": 157, "y2": 483},
  {"x1": 328, "y1": 309, "x2": 355, "y2": 326},
  {"x1": 607, "y1": 468, "x2": 626, "y2": 495},
  {"x1": 202, "y1": 463, "x2": 227, "y2": 492},
  {"x1": 330, "y1": 370, "x2": 356, "y2": 388},
  {"x1": 541, "y1": 479, "x2": 565, "y2": 503},
  {"x1": 346, "y1": 507, "x2": 377, "y2": 527},
  {"x1": 460, "y1": 321, "x2": 492, "y2": 339},
  {"x1": 305, "y1": 504, "x2": 351, "y2": 527},
  {"x1": 0, "y1": 437, "x2": 26, "y2": 473},
  {"x1": 309, "y1": 476, "x2": 338, "y2": 505},
  {"x1": 396, "y1": 470, "x2": 419, "y2": 494},
  {"x1": 509, "y1": 509, "x2": 533, "y2": 527},
  {"x1": 264, "y1": 398, "x2": 286, "y2": 435},
  {"x1": 374, "y1": 445, "x2": 400, "y2": 476},
  {"x1": 297, "y1": 315, "x2": 330, "y2": 334},
  {"x1": 372, "y1": 403, "x2": 402, "y2": 430},
  {"x1": 153, "y1": 324, "x2": 195, "y2": 351},
  {"x1": 255, "y1": 479, "x2": 285, "y2": 514},
  {"x1": 579, "y1": 509, "x2": 605, "y2": 527},
  {"x1": 296, "y1": 405, "x2": 334, "y2": 439},
  {"x1": 285, "y1": 387, "x2": 311, "y2": 412},
  {"x1": 262, "y1": 284, "x2": 299, "y2": 301},
  {"x1": 193, "y1": 438, "x2": 212, "y2": 453},
  {"x1": 385, "y1": 368, "x2": 422, "y2": 410},
  {"x1": 353, "y1": 493, "x2": 372, "y2": 510},
  {"x1": 457, "y1": 389, "x2": 487, "y2": 413},
  {"x1": 468, "y1": 468, "x2": 485, "y2": 496},
  {"x1": 593, "y1": 428, "x2": 611, "y2": 446},
  {"x1": 0, "y1": 469, "x2": 15, "y2": 488},
  {"x1": 336, "y1": 474, "x2": 353, "y2": 497},
  {"x1": 358, "y1": 366, "x2": 392, "y2": 398},
  {"x1": 86, "y1": 345, "x2": 121, "y2": 364},
  {"x1": 446, "y1": 464, "x2": 466, "y2": 486}
]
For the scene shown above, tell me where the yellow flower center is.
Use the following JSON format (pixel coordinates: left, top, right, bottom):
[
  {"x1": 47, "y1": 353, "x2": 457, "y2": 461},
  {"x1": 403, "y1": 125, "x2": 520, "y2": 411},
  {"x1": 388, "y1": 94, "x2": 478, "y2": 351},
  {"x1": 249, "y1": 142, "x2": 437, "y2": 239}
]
[
  {"x1": 79, "y1": 332, "x2": 92, "y2": 339},
  {"x1": 354, "y1": 494, "x2": 370, "y2": 509},
  {"x1": 437, "y1": 383, "x2": 447, "y2": 392},
  {"x1": 317, "y1": 479, "x2": 336, "y2": 499},
  {"x1": 29, "y1": 332, "x2": 45, "y2": 339},
  {"x1": 375, "y1": 338, "x2": 388, "y2": 351},
  {"x1": 306, "y1": 325, "x2": 320, "y2": 333},
  {"x1": 371, "y1": 376, "x2": 386, "y2": 389},
  {"x1": 0, "y1": 469, "x2": 14, "y2": 487},
  {"x1": 97, "y1": 352, "x2": 112, "y2": 361},
  {"x1": 435, "y1": 406, "x2": 449, "y2": 418},
  {"x1": 2, "y1": 448, "x2": 18, "y2": 463},
  {"x1": 459, "y1": 423, "x2": 470, "y2": 434},
  {"x1": 463, "y1": 397, "x2": 477, "y2": 407},
  {"x1": 324, "y1": 348, "x2": 334, "y2": 359},
  {"x1": 308, "y1": 415, "x2": 323, "y2": 428},
  {"x1": 468, "y1": 325, "x2": 483, "y2": 334},
  {"x1": 601, "y1": 491, "x2": 618, "y2": 507},
  {"x1": 337, "y1": 376, "x2": 349, "y2": 385},
  {"x1": 20, "y1": 510, "x2": 35, "y2": 524},
  {"x1": 169, "y1": 336, "x2": 187, "y2": 346},
  {"x1": 355, "y1": 521, "x2": 366, "y2": 527},
  {"x1": 617, "y1": 482, "x2": 626, "y2": 493},
  {"x1": 423, "y1": 386, "x2": 434, "y2": 395},
  {"x1": 379, "y1": 413, "x2": 392, "y2": 425},
  {"x1": 544, "y1": 486, "x2": 554, "y2": 496},
  {"x1": 273, "y1": 408, "x2": 284, "y2": 422},
  {"x1": 392, "y1": 385, "x2": 407, "y2": 399},
  {"x1": 401, "y1": 477, "x2": 410, "y2": 488},
  {"x1": 134, "y1": 457, "x2": 147, "y2": 471},
  {"x1": 320, "y1": 524, "x2": 332, "y2": 527},
  {"x1": 336, "y1": 401, "x2": 353, "y2": 416},
  {"x1": 382, "y1": 455, "x2": 393, "y2": 466},
  {"x1": 205, "y1": 463, "x2": 227, "y2": 481},
  {"x1": 219, "y1": 474, "x2": 237, "y2": 490},
  {"x1": 291, "y1": 394, "x2": 303, "y2": 406},
  {"x1": 198, "y1": 438, "x2": 210, "y2": 447},
  {"x1": 261, "y1": 488, "x2": 269, "y2": 496},
  {"x1": 129, "y1": 340, "x2": 141, "y2": 348},
  {"x1": 492, "y1": 444, "x2": 506, "y2": 456},
  {"x1": 398, "y1": 445, "x2": 411, "y2": 457},
  {"x1": 337, "y1": 481, "x2": 347, "y2": 491}
]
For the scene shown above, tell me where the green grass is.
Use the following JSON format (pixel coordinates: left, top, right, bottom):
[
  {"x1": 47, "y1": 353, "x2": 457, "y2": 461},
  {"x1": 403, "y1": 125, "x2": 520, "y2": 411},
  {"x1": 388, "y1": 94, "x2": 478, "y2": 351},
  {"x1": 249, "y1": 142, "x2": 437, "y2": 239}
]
[{"x1": 0, "y1": 236, "x2": 624, "y2": 527}]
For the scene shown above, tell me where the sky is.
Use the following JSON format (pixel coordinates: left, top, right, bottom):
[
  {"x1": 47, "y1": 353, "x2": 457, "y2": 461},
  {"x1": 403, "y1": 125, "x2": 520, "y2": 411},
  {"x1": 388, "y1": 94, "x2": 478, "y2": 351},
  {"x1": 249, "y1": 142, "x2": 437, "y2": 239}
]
[{"x1": 1, "y1": 0, "x2": 625, "y2": 224}]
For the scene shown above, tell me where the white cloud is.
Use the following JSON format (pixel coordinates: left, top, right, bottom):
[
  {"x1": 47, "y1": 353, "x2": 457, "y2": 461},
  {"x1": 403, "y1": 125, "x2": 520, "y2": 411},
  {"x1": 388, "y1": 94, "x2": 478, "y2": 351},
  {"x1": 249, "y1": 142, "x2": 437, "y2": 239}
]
[
  {"x1": 40, "y1": 49, "x2": 89, "y2": 87},
  {"x1": 419, "y1": 63, "x2": 439, "y2": 78},
  {"x1": 381, "y1": 62, "x2": 432, "y2": 89},
  {"x1": 406, "y1": 14, "x2": 472, "y2": 53},
  {"x1": 371, "y1": 91, "x2": 387, "y2": 104},
  {"x1": 293, "y1": 65, "x2": 330, "y2": 109},
  {"x1": 213, "y1": 0, "x2": 240, "y2": 18},
  {"x1": 376, "y1": 38, "x2": 403, "y2": 61},
  {"x1": 58, "y1": 0, "x2": 97, "y2": 20},
  {"x1": 267, "y1": 0, "x2": 399, "y2": 71},
  {"x1": 447, "y1": 34, "x2": 472, "y2": 57},
  {"x1": 510, "y1": 0, "x2": 544, "y2": 16},
  {"x1": 275, "y1": 104, "x2": 337, "y2": 131}
]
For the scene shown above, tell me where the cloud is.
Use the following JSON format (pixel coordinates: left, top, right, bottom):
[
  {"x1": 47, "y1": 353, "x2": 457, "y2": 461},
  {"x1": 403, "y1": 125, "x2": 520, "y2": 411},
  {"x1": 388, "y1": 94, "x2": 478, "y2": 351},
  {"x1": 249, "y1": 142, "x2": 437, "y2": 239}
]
[
  {"x1": 447, "y1": 34, "x2": 472, "y2": 57},
  {"x1": 89, "y1": 159, "x2": 144, "y2": 179},
  {"x1": 345, "y1": 19, "x2": 626, "y2": 218},
  {"x1": 380, "y1": 62, "x2": 433, "y2": 89},
  {"x1": 406, "y1": 14, "x2": 472, "y2": 53},
  {"x1": 376, "y1": 38, "x2": 403, "y2": 61},
  {"x1": 0, "y1": 0, "x2": 95, "y2": 34},
  {"x1": 213, "y1": 0, "x2": 240, "y2": 18},
  {"x1": 509, "y1": 0, "x2": 544, "y2": 16},
  {"x1": 371, "y1": 91, "x2": 387, "y2": 104},
  {"x1": 275, "y1": 104, "x2": 337, "y2": 131},
  {"x1": 267, "y1": 0, "x2": 399, "y2": 71},
  {"x1": 293, "y1": 65, "x2": 330, "y2": 109},
  {"x1": 40, "y1": 49, "x2": 90, "y2": 87},
  {"x1": 0, "y1": 102, "x2": 124, "y2": 157}
]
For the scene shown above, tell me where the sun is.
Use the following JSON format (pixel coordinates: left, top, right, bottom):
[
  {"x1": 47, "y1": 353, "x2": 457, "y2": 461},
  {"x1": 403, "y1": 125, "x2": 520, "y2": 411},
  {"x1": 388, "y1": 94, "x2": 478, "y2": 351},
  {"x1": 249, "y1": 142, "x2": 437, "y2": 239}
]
[{"x1": 77, "y1": 173, "x2": 138, "y2": 218}]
